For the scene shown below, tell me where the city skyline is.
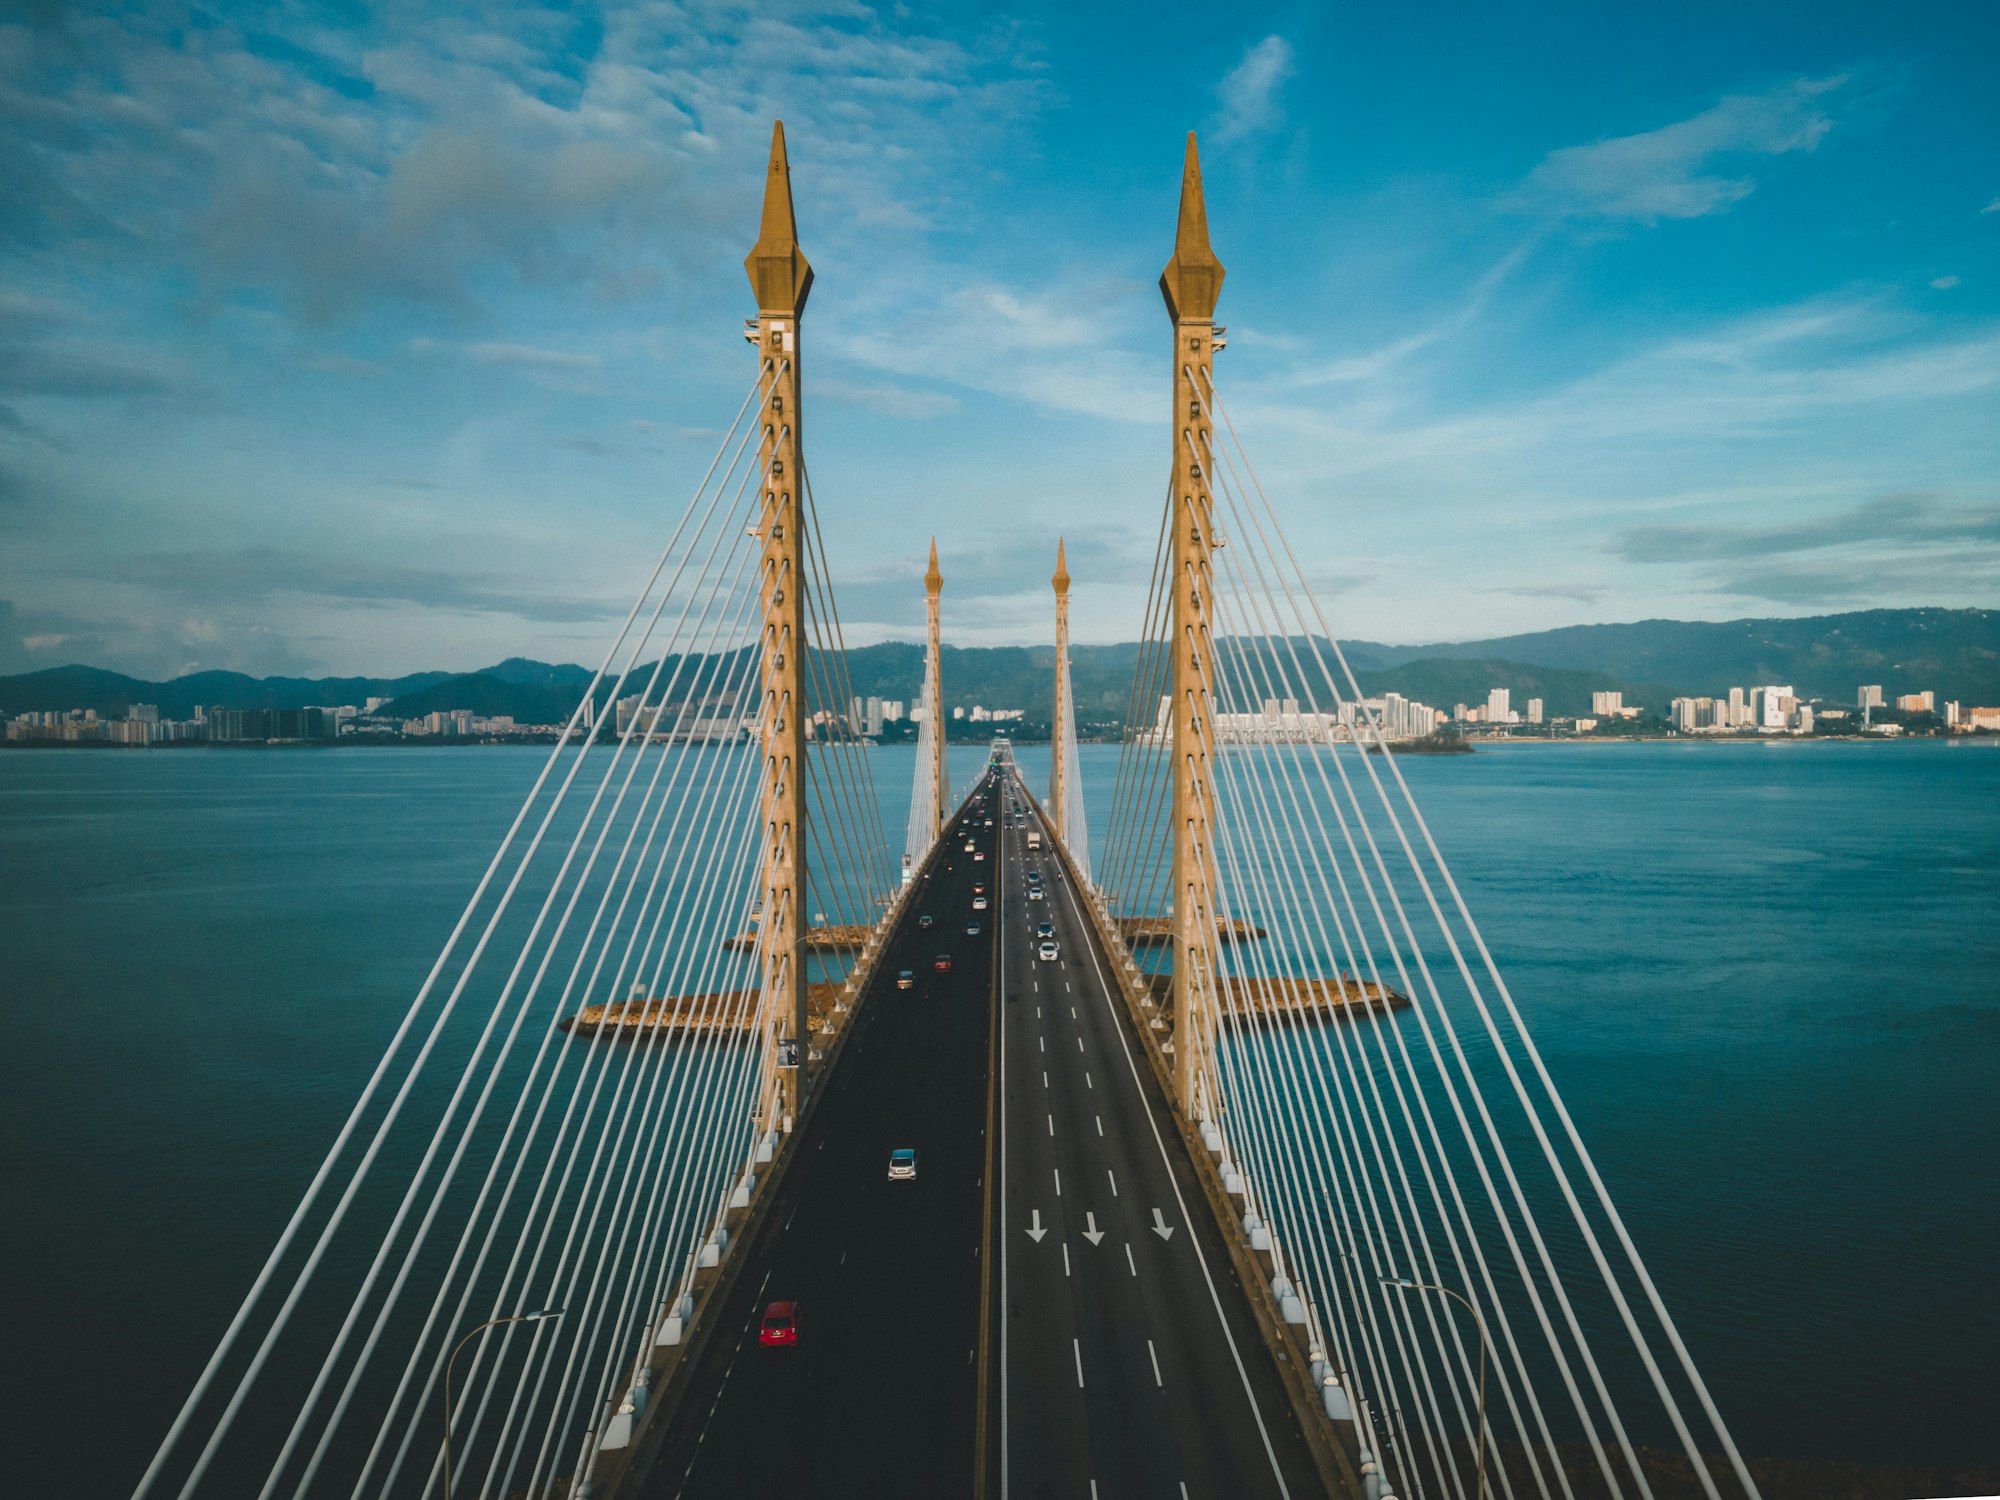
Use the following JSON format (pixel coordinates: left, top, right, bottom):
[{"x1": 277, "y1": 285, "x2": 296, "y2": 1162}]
[{"x1": 1, "y1": 1, "x2": 1996, "y2": 682}]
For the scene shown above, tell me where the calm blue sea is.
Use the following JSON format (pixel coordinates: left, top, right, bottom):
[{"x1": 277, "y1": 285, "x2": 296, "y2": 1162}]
[{"x1": 2, "y1": 739, "x2": 1996, "y2": 1494}]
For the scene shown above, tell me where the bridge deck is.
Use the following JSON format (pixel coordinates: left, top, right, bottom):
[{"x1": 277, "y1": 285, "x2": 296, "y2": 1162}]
[
  {"x1": 989, "y1": 764, "x2": 1328, "y2": 1498},
  {"x1": 633, "y1": 784, "x2": 995, "y2": 1497}
]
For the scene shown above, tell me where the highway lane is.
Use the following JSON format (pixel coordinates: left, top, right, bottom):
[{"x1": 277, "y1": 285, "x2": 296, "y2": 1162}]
[
  {"x1": 638, "y1": 767, "x2": 1007, "y2": 1499},
  {"x1": 991, "y1": 760, "x2": 1325, "y2": 1499}
]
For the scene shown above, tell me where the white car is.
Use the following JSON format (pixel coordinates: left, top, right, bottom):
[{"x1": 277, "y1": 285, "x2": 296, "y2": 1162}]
[
  {"x1": 1027, "y1": 886, "x2": 1044, "y2": 901},
  {"x1": 1037, "y1": 940, "x2": 1059, "y2": 962},
  {"x1": 972, "y1": 895, "x2": 988, "y2": 910},
  {"x1": 888, "y1": 1148, "x2": 917, "y2": 1181}
]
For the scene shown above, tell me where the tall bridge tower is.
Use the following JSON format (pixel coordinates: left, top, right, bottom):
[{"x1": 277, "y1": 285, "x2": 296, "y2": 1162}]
[
  {"x1": 1160, "y1": 132, "x2": 1224, "y2": 1122},
  {"x1": 1049, "y1": 538, "x2": 1072, "y2": 831},
  {"x1": 747, "y1": 121, "x2": 813, "y2": 1130},
  {"x1": 925, "y1": 536, "x2": 947, "y2": 840}
]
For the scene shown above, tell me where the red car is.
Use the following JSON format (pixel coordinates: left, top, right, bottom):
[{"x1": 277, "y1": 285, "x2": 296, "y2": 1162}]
[
  {"x1": 759, "y1": 1300, "x2": 799, "y2": 1347},
  {"x1": 932, "y1": 953, "x2": 953, "y2": 973}
]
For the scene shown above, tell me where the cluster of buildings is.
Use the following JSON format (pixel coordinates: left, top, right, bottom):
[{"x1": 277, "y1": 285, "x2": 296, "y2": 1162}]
[
  {"x1": 1142, "y1": 692, "x2": 1448, "y2": 745},
  {"x1": 1451, "y1": 687, "x2": 1644, "y2": 731},
  {"x1": 839, "y1": 695, "x2": 1025, "y2": 735},
  {"x1": 3, "y1": 699, "x2": 568, "y2": 746},
  {"x1": 1668, "y1": 684, "x2": 1996, "y2": 737}
]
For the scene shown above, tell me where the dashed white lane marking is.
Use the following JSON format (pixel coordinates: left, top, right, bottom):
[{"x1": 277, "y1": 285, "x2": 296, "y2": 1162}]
[
  {"x1": 1095, "y1": 1115, "x2": 1103, "y2": 1137},
  {"x1": 1066, "y1": 980, "x2": 1073, "y2": 993},
  {"x1": 1180, "y1": 1485, "x2": 1191, "y2": 1498},
  {"x1": 1062, "y1": 1241, "x2": 1071, "y2": 1277},
  {"x1": 1149, "y1": 1339, "x2": 1163, "y2": 1386},
  {"x1": 1125, "y1": 1242, "x2": 1137, "y2": 1277},
  {"x1": 1085, "y1": 1071, "x2": 1093, "y2": 1089},
  {"x1": 1071, "y1": 1006, "x2": 1077, "y2": 1019},
  {"x1": 1108, "y1": 1169, "x2": 1119, "y2": 1197},
  {"x1": 1047, "y1": 1113, "x2": 1054, "y2": 1136},
  {"x1": 1043, "y1": 1070, "x2": 1049, "y2": 1089},
  {"x1": 1054, "y1": 1168, "x2": 1061, "y2": 1196},
  {"x1": 1074, "y1": 1339, "x2": 1085, "y2": 1387},
  {"x1": 1040, "y1": 1035, "x2": 1046, "y2": 1053},
  {"x1": 1076, "y1": 1036, "x2": 1084, "y2": 1053}
]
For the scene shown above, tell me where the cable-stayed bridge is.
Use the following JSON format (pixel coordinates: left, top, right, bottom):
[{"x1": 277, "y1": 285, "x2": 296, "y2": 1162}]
[{"x1": 132, "y1": 123, "x2": 1762, "y2": 1500}]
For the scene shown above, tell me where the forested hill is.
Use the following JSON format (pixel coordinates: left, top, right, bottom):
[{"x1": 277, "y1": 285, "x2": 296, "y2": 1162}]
[{"x1": 3, "y1": 608, "x2": 1994, "y2": 723}]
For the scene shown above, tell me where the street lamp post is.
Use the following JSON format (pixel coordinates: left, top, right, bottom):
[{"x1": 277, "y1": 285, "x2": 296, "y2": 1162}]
[
  {"x1": 443, "y1": 1308, "x2": 561, "y2": 1500},
  {"x1": 1383, "y1": 1276, "x2": 1489, "y2": 1499}
]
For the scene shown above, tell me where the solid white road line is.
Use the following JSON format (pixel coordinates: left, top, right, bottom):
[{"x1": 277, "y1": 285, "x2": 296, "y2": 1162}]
[{"x1": 1149, "y1": 1339, "x2": 1164, "y2": 1387}]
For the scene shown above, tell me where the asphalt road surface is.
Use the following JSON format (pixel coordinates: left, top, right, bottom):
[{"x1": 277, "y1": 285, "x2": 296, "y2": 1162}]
[
  {"x1": 989, "y1": 760, "x2": 1325, "y2": 1500},
  {"x1": 638, "y1": 768, "x2": 1006, "y2": 1500}
]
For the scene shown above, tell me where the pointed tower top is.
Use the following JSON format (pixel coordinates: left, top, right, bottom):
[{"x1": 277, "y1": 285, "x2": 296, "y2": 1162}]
[
  {"x1": 925, "y1": 537, "x2": 943, "y2": 596},
  {"x1": 1052, "y1": 538, "x2": 1070, "y2": 597},
  {"x1": 745, "y1": 121, "x2": 814, "y2": 316},
  {"x1": 1159, "y1": 132, "x2": 1225, "y2": 323}
]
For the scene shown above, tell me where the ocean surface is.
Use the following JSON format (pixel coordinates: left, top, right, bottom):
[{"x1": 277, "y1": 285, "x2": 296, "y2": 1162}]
[{"x1": 2, "y1": 738, "x2": 1996, "y2": 1494}]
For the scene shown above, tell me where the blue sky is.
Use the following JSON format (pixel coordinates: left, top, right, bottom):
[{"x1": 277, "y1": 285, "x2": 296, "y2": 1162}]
[{"x1": 2, "y1": 0, "x2": 1996, "y2": 679}]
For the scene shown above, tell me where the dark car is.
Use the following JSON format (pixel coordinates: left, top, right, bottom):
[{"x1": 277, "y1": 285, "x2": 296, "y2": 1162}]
[
  {"x1": 896, "y1": 969, "x2": 915, "y2": 990},
  {"x1": 760, "y1": 1301, "x2": 799, "y2": 1347},
  {"x1": 918, "y1": 913, "x2": 934, "y2": 929},
  {"x1": 965, "y1": 921, "x2": 981, "y2": 935},
  {"x1": 933, "y1": 953, "x2": 953, "y2": 972}
]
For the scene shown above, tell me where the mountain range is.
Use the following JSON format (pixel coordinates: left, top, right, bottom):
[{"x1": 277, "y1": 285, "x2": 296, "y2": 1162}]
[{"x1": 3, "y1": 608, "x2": 1994, "y2": 726}]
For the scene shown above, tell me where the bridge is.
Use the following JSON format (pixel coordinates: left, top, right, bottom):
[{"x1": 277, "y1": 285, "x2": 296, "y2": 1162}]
[{"x1": 131, "y1": 124, "x2": 1764, "y2": 1500}]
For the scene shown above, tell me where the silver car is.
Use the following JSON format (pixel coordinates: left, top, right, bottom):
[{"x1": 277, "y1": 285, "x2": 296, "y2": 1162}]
[
  {"x1": 888, "y1": 1148, "x2": 917, "y2": 1181},
  {"x1": 1037, "y1": 940, "x2": 1059, "y2": 962}
]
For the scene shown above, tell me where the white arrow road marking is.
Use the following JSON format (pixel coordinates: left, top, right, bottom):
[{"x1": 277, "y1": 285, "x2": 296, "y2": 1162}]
[
  {"x1": 1027, "y1": 1209, "x2": 1047, "y2": 1243},
  {"x1": 1152, "y1": 1208, "x2": 1175, "y2": 1241},
  {"x1": 1083, "y1": 1212, "x2": 1106, "y2": 1246}
]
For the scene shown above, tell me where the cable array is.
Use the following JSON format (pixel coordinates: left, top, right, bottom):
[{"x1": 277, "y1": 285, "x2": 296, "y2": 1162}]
[
  {"x1": 133, "y1": 363, "x2": 893, "y2": 1500},
  {"x1": 1096, "y1": 373, "x2": 1761, "y2": 1500}
]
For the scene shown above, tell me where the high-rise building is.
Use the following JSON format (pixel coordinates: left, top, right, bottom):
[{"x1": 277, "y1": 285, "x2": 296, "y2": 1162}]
[
  {"x1": 1895, "y1": 691, "x2": 1934, "y2": 714},
  {"x1": 1525, "y1": 698, "x2": 1543, "y2": 724},
  {"x1": 1858, "y1": 685, "x2": 1885, "y2": 709},
  {"x1": 1591, "y1": 690, "x2": 1623, "y2": 715},
  {"x1": 1486, "y1": 688, "x2": 1510, "y2": 724},
  {"x1": 1757, "y1": 686, "x2": 1795, "y2": 730},
  {"x1": 1671, "y1": 697, "x2": 1698, "y2": 733},
  {"x1": 128, "y1": 703, "x2": 159, "y2": 724}
]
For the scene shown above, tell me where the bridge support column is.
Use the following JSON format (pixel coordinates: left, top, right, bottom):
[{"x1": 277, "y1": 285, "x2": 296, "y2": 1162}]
[
  {"x1": 1050, "y1": 539, "x2": 1072, "y2": 833},
  {"x1": 926, "y1": 538, "x2": 947, "y2": 843},
  {"x1": 1160, "y1": 133, "x2": 1225, "y2": 1123},
  {"x1": 746, "y1": 121, "x2": 814, "y2": 1131}
]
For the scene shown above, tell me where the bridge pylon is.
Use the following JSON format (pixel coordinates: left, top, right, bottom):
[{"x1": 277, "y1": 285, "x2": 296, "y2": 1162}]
[
  {"x1": 925, "y1": 537, "x2": 947, "y2": 840},
  {"x1": 746, "y1": 120, "x2": 813, "y2": 1134},
  {"x1": 1049, "y1": 539, "x2": 1090, "y2": 879},
  {"x1": 1160, "y1": 131, "x2": 1224, "y2": 1123}
]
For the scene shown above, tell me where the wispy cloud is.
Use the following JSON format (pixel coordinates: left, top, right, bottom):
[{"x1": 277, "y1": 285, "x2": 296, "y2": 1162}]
[
  {"x1": 1614, "y1": 494, "x2": 2000, "y2": 564},
  {"x1": 1213, "y1": 36, "x2": 1295, "y2": 144},
  {"x1": 1521, "y1": 76, "x2": 1845, "y2": 221},
  {"x1": 1931, "y1": 275, "x2": 1961, "y2": 290}
]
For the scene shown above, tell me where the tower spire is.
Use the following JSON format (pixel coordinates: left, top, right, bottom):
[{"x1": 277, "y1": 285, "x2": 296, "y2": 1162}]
[
  {"x1": 745, "y1": 121, "x2": 814, "y2": 316},
  {"x1": 1159, "y1": 132, "x2": 1225, "y2": 323},
  {"x1": 926, "y1": 536, "x2": 943, "y2": 596},
  {"x1": 1052, "y1": 537, "x2": 1070, "y2": 597}
]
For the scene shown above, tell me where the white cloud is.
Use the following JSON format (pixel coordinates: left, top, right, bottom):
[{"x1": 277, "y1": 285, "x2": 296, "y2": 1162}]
[
  {"x1": 1982, "y1": 196, "x2": 2000, "y2": 214},
  {"x1": 1213, "y1": 36, "x2": 1295, "y2": 144},
  {"x1": 1931, "y1": 275, "x2": 1961, "y2": 290},
  {"x1": 1522, "y1": 77, "x2": 1845, "y2": 221},
  {"x1": 468, "y1": 342, "x2": 600, "y2": 370}
]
